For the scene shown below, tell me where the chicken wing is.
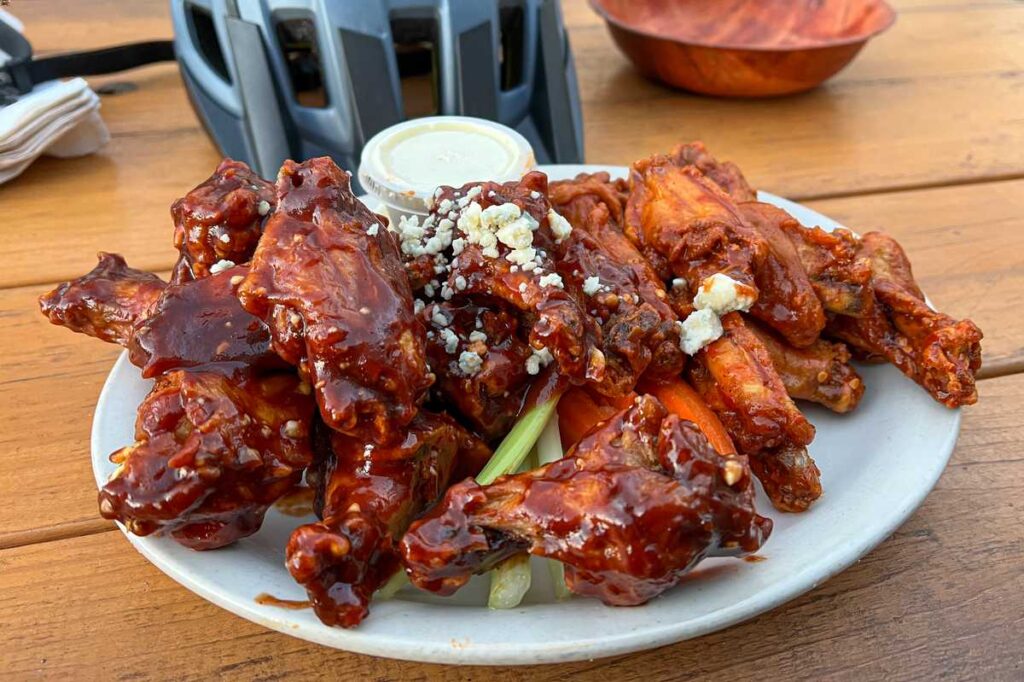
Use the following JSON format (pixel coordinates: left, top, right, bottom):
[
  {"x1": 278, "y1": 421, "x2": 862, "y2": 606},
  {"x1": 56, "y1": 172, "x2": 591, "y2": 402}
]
[
  {"x1": 626, "y1": 157, "x2": 766, "y2": 288},
  {"x1": 687, "y1": 313, "x2": 821, "y2": 512},
  {"x1": 409, "y1": 172, "x2": 602, "y2": 384},
  {"x1": 286, "y1": 411, "x2": 490, "y2": 627},
  {"x1": 748, "y1": 320, "x2": 864, "y2": 413},
  {"x1": 422, "y1": 299, "x2": 534, "y2": 443},
  {"x1": 739, "y1": 202, "x2": 826, "y2": 347},
  {"x1": 170, "y1": 159, "x2": 275, "y2": 283},
  {"x1": 555, "y1": 201, "x2": 684, "y2": 394},
  {"x1": 828, "y1": 232, "x2": 982, "y2": 407},
  {"x1": 668, "y1": 142, "x2": 757, "y2": 203},
  {"x1": 548, "y1": 171, "x2": 629, "y2": 227},
  {"x1": 238, "y1": 157, "x2": 432, "y2": 444},
  {"x1": 400, "y1": 395, "x2": 771, "y2": 605},
  {"x1": 128, "y1": 264, "x2": 283, "y2": 378},
  {"x1": 772, "y1": 211, "x2": 872, "y2": 317},
  {"x1": 98, "y1": 366, "x2": 315, "y2": 550},
  {"x1": 38, "y1": 252, "x2": 166, "y2": 346}
]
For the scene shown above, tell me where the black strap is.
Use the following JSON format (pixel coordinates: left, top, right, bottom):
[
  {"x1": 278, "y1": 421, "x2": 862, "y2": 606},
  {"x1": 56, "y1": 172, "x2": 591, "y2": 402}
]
[{"x1": 1, "y1": 22, "x2": 175, "y2": 97}]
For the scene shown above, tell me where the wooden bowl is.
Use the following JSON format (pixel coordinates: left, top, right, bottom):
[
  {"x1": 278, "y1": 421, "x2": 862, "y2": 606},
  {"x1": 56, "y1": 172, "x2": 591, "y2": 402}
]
[{"x1": 589, "y1": 0, "x2": 896, "y2": 97}]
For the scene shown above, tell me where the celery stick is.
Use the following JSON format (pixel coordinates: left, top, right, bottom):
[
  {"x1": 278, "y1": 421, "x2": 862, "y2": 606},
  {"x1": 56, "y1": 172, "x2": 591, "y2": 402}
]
[
  {"x1": 488, "y1": 553, "x2": 533, "y2": 609},
  {"x1": 536, "y1": 415, "x2": 572, "y2": 601},
  {"x1": 486, "y1": 448, "x2": 539, "y2": 609},
  {"x1": 548, "y1": 560, "x2": 571, "y2": 601},
  {"x1": 375, "y1": 570, "x2": 408, "y2": 600},
  {"x1": 476, "y1": 396, "x2": 559, "y2": 485}
]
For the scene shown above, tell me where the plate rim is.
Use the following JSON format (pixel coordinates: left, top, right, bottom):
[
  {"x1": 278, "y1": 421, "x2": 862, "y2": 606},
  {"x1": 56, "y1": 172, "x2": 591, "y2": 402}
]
[{"x1": 90, "y1": 163, "x2": 961, "y2": 665}]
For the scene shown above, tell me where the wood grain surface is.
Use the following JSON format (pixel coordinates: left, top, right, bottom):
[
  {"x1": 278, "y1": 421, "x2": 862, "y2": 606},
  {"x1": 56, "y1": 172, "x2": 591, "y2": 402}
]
[{"x1": 1, "y1": 0, "x2": 1022, "y2": 679}]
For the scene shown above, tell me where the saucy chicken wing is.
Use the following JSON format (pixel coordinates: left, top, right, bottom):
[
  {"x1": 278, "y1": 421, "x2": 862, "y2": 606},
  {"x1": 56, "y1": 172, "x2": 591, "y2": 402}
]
[
  {"x1": 170, "y1": 159, "x2": 275, "y2": 283},
  {"x1": 555, "y1": 201, "x2": 684, "y2": 394},
  {"x1": 238, "y1": 157, "x2": 432, "y2": 444},
  {"x1": 128, "y1": 264, "x2": 282, "y2": 377},
  {"x1": 739, "y1": 202, "x2": 826, "y2": 347},
  {"x1": 409, "y1": 172, "x2": 602, "y2": 385},
  {"x1": 286, "y1": 411, "x2": 489, "y2": 627},
  {"x1": 98, "y1": 365, "x2": 314, "y2": 549},
  {"x1": 38, "y1": 252, "x2": 166, "y2": 346},
  {"x1": 828, "y1": 232, "x2": 982, "y2": 407},
  {"x1": 771, "y1": 211, "x2": 873, "y2": 317},
  {"x1": 548, "y1": 171, "x2": 629, "y2": 227},
  {"x1": 400, "y1": 395, "x2": 771, "y2": 604},
  {"x1": 422, "y1": 300, "x2": 534, "y2": 443}
]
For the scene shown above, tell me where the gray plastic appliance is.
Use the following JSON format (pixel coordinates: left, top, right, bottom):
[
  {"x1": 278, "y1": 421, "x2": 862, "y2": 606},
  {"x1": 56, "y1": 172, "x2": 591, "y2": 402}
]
[{"x1": 171, "y1": 0, "x2": 585, "y2": 182}]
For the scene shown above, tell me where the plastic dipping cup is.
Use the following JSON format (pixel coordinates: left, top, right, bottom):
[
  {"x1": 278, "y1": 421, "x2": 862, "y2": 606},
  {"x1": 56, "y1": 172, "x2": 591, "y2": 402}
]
[{"x1": 358, "y1": 116, "x2": 536, "y2": 225}]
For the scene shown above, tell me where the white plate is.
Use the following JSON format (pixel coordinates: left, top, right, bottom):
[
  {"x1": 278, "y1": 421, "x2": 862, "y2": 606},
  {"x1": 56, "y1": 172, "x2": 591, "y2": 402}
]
[{"x1": 91, "y1": 164, "x2": 960, "y2": 665}]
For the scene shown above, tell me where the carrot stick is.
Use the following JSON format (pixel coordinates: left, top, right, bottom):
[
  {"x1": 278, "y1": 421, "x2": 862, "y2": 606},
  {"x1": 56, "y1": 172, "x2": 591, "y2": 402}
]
[
  {"x1": 637, "y1": 377, "x2": 736, "y2": 455},
  {"x1": 556, "y1": 387, "x2": 619, "y2": 450}
]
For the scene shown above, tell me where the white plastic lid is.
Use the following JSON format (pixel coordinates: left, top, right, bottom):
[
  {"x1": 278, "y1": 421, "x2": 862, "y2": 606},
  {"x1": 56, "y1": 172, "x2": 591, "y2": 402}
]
[{"x1": 358, "y1": 116, "x2": 536, "y2": 214}]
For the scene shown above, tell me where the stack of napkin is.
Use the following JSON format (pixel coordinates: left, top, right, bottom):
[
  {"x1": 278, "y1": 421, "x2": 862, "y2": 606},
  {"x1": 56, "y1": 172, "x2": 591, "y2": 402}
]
[{"x1": 0, "y1": 10, "x2": 109, "y2": 184}]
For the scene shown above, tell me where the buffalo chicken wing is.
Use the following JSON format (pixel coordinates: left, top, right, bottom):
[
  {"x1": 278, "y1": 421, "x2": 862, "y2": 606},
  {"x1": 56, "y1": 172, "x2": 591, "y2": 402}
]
[
  {"x1": 748, "y1": 320, "x2": 864, "y2": 413},
  {"x1": 687, "y1": 313, "x2": 821, "y2": 512},
  {"x1": 828, "y1": 232, "x2": 982, "y2": 407}
]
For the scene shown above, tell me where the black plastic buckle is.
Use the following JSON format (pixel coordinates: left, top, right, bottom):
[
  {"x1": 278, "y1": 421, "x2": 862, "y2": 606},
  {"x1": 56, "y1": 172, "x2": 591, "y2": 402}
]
[{"x1": 0, "y1": 56, "x2": 33, "y2": 94}]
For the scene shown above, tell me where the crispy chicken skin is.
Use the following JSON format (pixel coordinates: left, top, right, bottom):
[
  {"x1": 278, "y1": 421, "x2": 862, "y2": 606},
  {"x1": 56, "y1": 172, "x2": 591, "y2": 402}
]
[
  {"x1": 170, "y1": 159, "x2": 275, "y2": 283},
  {"x1": 772, "y1": 210, "x2": 873, "y2": 318},
  {"x1": 548, "y1": 171, "x2": 629, "y2": 227},
  {"x1": 98, "y1": 366, "x2": 314, "y2": 550},
  {"x1": 739, "y1": 202, "x2": 826, "y2": 347},
  {"x1": 38, "y1": 252, "x2": 166, "y2": 346},
  {"x1": 238, "y1": 157, "x2": 432, "y2": 444},
  {"x1": 668, "y1": 142, "x2": 757, "y2": 203},
  {"x1": 286, "y1": 412, "x2": 489, "y2": 627},
  {"x1": 828, "y1": 232, "x2": 982, "y2": 407},
  {"x1": 748, "y1": 320, "x2": 864, "y2": 413},
  {"x1": 400, "y1": 395, "x2": 771, "y2": 605},
  {"x1": 687, "y1": 313, "x2": 821, "y2": 512},
  {"x1": 626, "y1": 157, "x2": 767, "y2": 288},
  {"x1": 128, "y1": 265, "x2": 282, "y2": 378}
]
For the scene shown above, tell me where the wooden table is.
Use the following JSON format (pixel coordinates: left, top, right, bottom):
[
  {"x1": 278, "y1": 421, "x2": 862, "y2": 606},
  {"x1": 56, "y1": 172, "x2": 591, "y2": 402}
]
[{"x1": 2, "y1": 0, "x2": 1022, "y2": 678}]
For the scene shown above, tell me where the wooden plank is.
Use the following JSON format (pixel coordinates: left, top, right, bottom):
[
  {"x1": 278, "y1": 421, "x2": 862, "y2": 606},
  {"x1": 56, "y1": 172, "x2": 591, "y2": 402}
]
[
  {"x1": 1, "y1": 373, "x2": 1020, "y2": 680},
  {"x1": 579, "y1": 72, "x2": 1024, "y2": 197},
  {"x1": 0, "y1": 128, "x2": 221, "y2": 289},
  {"x1": 1, "y1": 178, "x2": 1018, "y2": 544}
]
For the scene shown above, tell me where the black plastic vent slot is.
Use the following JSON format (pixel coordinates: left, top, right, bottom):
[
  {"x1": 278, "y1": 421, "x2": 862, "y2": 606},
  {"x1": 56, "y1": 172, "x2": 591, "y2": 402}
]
[
  {"x1": 499, "y1": 2, "x2": 525, "y2": 90},
  {"x1": 187, "y1": 3, "x2": 230, "y2": 83},
  {"x1": 390, "y1": 15, "x2": 439, "y2": 118},
  {"x1": 276, "y1": 17, "x2": 328, "y2": 108}
]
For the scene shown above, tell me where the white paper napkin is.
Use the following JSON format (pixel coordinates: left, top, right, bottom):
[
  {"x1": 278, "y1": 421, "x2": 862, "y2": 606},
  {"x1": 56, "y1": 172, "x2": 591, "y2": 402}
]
[{"x1": 0, "y1": 10, "x2": 110, "y2": 184}]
